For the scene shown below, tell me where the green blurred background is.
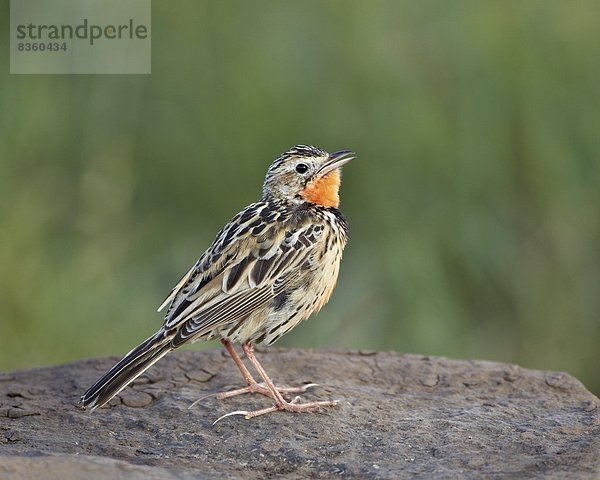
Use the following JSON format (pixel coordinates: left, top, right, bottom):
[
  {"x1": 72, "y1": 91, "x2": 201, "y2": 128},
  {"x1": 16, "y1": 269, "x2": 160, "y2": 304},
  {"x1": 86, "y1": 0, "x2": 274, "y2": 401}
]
[{"x1": 1, "y1": 1, "x2": 599, "y2": 395}]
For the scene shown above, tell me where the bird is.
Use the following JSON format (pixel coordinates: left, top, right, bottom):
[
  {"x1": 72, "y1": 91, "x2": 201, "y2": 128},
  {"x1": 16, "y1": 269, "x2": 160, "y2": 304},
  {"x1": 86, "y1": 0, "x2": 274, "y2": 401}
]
[{"x1": 80, "y1": 145, "x2": 354, "y2": 420}]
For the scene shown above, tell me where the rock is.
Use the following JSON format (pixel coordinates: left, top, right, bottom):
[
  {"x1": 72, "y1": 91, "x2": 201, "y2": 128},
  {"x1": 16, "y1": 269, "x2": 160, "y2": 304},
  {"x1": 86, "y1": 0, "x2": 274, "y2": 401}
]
[{"x1": 0, "y1": 349, "x2": 598, "y2": 479}]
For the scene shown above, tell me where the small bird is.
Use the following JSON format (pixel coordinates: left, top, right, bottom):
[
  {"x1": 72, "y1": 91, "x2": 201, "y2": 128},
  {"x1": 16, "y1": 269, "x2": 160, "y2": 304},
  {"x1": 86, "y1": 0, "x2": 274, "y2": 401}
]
[{"x1": 81, "y1": 145, "x2": 354, "y2": 420}]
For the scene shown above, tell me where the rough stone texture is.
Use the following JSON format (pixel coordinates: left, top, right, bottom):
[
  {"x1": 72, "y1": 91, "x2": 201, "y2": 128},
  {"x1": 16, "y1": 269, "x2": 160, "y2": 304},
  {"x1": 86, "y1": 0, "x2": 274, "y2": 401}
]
[{"x1": 0, "y1": 349, "x2": 598, "y2": 479}]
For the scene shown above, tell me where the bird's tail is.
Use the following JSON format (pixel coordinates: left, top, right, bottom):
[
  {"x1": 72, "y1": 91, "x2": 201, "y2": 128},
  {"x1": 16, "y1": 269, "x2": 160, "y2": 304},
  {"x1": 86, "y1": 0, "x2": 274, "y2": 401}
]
[{"x1": 80, "y1": 330, "x2": 172, "y2": 412}]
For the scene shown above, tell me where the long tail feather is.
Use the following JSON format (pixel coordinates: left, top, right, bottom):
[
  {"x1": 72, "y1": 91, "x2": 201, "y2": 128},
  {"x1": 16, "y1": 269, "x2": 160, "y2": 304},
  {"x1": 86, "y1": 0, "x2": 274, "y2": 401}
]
[{"x1": 80, "y1": 331, "x2": 172, "y2": 411}]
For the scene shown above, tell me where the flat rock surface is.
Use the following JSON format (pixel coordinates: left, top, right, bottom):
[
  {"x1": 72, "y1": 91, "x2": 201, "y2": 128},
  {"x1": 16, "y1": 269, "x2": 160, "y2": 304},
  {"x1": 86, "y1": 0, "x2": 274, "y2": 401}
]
[{"x1": 0, "y1": 349, "x2": 598, "y2": 479}]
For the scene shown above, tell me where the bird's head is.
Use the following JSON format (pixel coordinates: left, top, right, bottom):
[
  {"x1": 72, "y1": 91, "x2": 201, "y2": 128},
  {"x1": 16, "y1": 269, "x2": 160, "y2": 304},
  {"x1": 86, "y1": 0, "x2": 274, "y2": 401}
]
[{"x1": 263, "y1": 145, "x2": 354, "y2": 208}]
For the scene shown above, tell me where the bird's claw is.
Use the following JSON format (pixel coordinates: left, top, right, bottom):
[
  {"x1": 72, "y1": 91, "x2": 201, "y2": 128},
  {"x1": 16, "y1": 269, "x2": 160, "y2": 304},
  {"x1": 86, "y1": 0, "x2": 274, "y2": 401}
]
[
  {"x1": 212, "y1": 396, "x2": 339, "y2": 424},
  {"x1": 212, "y1": 410, "x2": 251, "y2": 425},
  {"x1": 212, "y1": 395, "x2": 304, "y2": 424},
  {"x1": 298, "y1": 383, "x2": 319, "y2": 391},
  {"x1": 189, "y1": 392, "x2": 221, "y2": 409},
  {"x1": 191, "y1": 382, "x2": 320, "y2": 408}
]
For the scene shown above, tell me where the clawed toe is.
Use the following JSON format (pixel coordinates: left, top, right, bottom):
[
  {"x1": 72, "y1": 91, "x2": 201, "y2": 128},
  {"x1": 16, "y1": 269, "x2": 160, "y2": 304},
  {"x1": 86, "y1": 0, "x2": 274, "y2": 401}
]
[
  {"x1": 212, "y1": 410, "x2": 252, "y2": 425},
  {"x1": 212, "y1": 397, "x2": 339, "y2": 423},
  {"x1": 200, "y1": 341, "x2": 337, "y2": 422},
  {"x1": 191, "y1": 382, "x2": 320, "y2": 408},
  {"x1": 189, "y1": 392, "x2": 219, "y2": 409},
  {"x1": 215, "y1": 383, "x2": 272, "y2": 400}
]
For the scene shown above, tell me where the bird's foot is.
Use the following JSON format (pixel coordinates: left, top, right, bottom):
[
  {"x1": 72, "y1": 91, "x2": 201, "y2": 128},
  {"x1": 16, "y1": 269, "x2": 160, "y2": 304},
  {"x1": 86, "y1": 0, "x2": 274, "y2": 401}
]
[
  {"x1": 189, "y1": 382, "x2": 318, "y2": 409},
  {"x1": 213, "y1": 396, "x2": 339, "y2": 424},
  {"x1": 206, "y1": 341, "x2": 337, "y2": 423},
  {"x1": 217, "y1": 381, "x2": 318, "y2": 400}
]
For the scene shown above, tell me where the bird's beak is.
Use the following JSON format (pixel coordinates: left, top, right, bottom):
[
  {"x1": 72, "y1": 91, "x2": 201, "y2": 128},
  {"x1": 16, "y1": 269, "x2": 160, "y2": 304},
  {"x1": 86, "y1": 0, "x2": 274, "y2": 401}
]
[{"x1": 317, "y1": 150, "x2": 355, "y2": 177}]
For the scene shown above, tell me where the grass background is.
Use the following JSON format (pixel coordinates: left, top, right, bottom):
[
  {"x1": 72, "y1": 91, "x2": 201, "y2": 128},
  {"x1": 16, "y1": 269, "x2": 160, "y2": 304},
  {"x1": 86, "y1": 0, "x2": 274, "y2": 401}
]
[{"x1": 1, "y1": 1, "x2": 599, "y2": 395}]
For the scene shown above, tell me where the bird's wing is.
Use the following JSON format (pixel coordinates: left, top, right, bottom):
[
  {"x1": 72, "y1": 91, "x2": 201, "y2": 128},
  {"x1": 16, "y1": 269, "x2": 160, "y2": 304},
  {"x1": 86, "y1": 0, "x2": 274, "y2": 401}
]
[
  {"x1": 169, "y1": 268, "x2": 300, "y2": 347},
  {"x1": 157, "y1": 201, "x2": 272, "y2": 314},
  {"x1": 158, "y1": 203, "x2": 325, "y2": 343}
]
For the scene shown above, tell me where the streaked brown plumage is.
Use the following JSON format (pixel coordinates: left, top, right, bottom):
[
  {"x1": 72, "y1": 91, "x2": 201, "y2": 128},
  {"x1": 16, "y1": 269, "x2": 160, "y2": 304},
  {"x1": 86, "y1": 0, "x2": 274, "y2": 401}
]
[{"x1": 81, "y1": 145, "x2": 354, "y2": 420}]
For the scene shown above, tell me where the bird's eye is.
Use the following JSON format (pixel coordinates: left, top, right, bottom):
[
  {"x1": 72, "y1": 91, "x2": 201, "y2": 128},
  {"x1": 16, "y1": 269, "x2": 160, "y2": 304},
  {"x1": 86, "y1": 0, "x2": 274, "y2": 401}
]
[{"x1": 295, "y1": 163, "x2": 308, "y2": 174}]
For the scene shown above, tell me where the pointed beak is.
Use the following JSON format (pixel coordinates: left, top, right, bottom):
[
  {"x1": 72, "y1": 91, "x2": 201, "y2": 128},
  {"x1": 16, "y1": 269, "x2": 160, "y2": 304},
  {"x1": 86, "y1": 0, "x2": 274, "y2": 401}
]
[{"x1": 317, "y1": 150, "x2": 355, "y2": 177}]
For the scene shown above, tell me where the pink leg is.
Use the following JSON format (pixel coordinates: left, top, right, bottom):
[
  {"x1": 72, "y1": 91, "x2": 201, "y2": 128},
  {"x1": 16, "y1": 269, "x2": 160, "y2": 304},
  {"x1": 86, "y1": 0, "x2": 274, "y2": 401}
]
[
  {"x1": 212, "y1": 344, "x2": 338, "y2": 422},
  {"x1": 220, "y1": 339, "x2": 262, "y2": 388},
  {"x1": 190, "y1": 340, "x2": 317, "y2": 408},
  {"x1": 218, "y1": 340, "x2": 317, "y2": 399}
]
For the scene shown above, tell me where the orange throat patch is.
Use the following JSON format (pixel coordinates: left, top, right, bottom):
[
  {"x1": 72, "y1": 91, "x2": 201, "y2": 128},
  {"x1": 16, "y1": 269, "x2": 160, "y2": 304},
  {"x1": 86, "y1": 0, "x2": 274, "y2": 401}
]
[{"x1": 300, "y1": 170, "x2": 341, "y2": 208}]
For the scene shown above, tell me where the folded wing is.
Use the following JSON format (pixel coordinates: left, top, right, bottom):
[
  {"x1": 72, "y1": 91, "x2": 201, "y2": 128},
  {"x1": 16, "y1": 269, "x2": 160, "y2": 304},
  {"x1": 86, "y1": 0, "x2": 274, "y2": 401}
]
[{"x1": 157, "y1": 203, "x2": 324, "y2": 346}]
